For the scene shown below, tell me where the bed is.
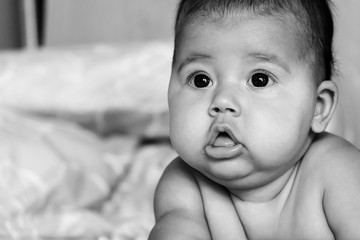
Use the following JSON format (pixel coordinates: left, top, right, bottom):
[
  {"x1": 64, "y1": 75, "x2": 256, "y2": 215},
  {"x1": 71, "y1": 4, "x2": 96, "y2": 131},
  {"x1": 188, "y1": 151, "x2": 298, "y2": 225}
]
[
  {"x1": 0, "y1": 39, "x2": 358, "y2": 240},
  {"x1": 0, "y1": 41, "x2": 177, "y2": 240}
]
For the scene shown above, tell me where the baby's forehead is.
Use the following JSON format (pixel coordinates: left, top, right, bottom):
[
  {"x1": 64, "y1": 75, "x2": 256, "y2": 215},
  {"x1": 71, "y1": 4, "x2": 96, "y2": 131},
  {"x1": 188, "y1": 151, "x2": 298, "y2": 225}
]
[
  {"x1": 186, "y1": 12, "x2": 306, "y2": 48},
  {"x1": 181, "y1": 11, "x2": 313, "y2": 62},
  {"x1": 174, "y1": 12, "x2": 319, "y2": 79},
  {"x1": 195, "y1": 9, "x2": 300, "y2": 31}
]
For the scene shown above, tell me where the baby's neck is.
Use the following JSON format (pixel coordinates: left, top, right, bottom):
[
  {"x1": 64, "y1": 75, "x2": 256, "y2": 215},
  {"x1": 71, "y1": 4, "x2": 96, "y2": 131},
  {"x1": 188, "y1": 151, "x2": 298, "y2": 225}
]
[
  {"x1": 229, "y1": 161, "x2": 300, "y2": 204},
  {"x1": 228, "y1": 161, "x2": 301, "y2": 239}
]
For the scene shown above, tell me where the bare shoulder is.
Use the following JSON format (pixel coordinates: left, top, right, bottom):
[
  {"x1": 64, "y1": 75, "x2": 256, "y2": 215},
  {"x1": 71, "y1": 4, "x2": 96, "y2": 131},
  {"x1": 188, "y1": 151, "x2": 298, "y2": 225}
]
[
  {"x1": 153, "y1": 157, "x2": 203, "y2": 218},
  {"x1": 149, "y1": 157, "x2": 211, "y2": 240},
  {"x1": 305, "y1": 132, "x2": 360, "y2": 238},
  {"x1": 305, "y1": 132, "x2": 360, "y2": 173},
  {"x1": 303, "y1": 132, "x2": 360, "y2": 189}
]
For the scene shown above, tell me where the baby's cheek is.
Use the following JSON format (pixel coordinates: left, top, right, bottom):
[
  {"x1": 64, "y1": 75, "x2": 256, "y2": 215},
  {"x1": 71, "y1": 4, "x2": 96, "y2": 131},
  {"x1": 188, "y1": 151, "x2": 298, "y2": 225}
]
[
  {"x1": 170, "y1": 114, "x2": 207, "y2": 158},
  {"x1": 249, "y1": 117, "x2": 308, "y2": 162},
  {"x1": 171, "y1": 120, "x2": 198, "y2": 147}
]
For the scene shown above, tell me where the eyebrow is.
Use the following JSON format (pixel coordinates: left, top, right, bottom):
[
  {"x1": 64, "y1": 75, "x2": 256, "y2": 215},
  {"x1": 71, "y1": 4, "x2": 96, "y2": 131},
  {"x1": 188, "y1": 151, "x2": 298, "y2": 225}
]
[
  {"x1": 177, "y1": 54, "x2": 212, "y2": 73},
  {"x1": 176, "y1": 52, "x2": 291, "y2": 73},
  {"x1": 247, "y1": 52, "x2": 291, "y2": 73}
]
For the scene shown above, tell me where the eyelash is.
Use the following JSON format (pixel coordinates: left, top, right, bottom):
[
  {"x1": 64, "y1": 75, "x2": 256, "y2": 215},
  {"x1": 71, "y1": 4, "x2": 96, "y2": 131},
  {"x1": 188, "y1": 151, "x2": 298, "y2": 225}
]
[
  {"x1": 247, "y1": 69, "x2": 278, "y2": 88},
  {"x1": 186, "y1": 71, "x2": 213, "y2": 88},
  {"x1": 186, "y1": 70, "x2": 205, "y2": 82},
  {"x1": 185, "y1": 69, "x2": 277, "y2": 89}
]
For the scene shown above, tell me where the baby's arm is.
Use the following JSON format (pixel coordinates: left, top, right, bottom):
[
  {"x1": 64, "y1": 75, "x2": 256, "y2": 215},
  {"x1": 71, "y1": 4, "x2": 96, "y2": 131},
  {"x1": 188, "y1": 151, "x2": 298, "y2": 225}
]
[
  {"x1": 148, "y1": 157, "x2": 211, "y2": 240},
  {"x1": 320, "y1": 137, "x2": 360, "y2": 239}
]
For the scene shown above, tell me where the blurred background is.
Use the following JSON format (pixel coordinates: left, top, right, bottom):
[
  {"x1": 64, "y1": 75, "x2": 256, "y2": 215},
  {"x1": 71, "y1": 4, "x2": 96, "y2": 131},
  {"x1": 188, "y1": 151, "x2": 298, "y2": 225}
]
[
  {"x1": 0, "y1": 0, "x2": 178, "y2": 49},
  {"x1": 0, "y1": 0, "x2": 358, "y2": 239}
]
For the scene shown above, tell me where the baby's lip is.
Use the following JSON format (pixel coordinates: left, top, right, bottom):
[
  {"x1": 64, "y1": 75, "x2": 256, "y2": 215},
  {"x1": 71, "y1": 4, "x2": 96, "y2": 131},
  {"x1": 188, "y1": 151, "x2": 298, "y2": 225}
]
[
  {"x1": 208, "y1": 124, "x2": 239, "y2": 146},
  {"x1": 205, "y1": 124, "x2": 245, "y2": 160},
  {"x1": 205, "y1": 143, "x2": 244, "y2": 159},
  {"x1": 205, "y1": 123, "x2": 245, "y2": 159},
  {"x1": 213, "y1": 132, "x2": 236, "y2": 147}
]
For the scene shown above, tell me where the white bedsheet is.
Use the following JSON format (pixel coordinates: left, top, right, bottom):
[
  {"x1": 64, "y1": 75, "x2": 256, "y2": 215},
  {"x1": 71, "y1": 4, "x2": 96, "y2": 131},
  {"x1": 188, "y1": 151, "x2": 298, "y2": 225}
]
[{"x1": 0, "y1": 42, "x2": 175, "y2": 239}]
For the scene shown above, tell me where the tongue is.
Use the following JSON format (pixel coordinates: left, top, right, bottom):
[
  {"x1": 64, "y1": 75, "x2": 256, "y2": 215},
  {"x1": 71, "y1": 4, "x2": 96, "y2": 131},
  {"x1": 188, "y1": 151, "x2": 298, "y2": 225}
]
[{"x1": 213, "y1": 133, "x2": 236, "y2": 147}]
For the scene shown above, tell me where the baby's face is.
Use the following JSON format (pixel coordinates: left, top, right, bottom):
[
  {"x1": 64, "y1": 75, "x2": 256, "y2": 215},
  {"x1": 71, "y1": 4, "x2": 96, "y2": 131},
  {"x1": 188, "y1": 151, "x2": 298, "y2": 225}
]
[{"x1": 169, "y1": 14, "x2": 318, "y2": 197}]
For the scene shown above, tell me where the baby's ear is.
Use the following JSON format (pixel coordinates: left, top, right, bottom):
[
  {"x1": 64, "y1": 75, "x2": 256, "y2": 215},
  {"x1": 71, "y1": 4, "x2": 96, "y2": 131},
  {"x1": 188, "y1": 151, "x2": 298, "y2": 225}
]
[{"x1": 311, "y1": 81, "x2": 338, "y2": 133}]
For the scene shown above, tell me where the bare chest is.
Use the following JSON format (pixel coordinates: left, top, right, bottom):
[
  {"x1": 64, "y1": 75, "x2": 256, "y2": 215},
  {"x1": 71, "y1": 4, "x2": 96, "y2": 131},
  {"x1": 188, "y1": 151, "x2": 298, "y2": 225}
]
[
  {"x1": 229, "y1": 171, "x2": 336, "y2": 240},
  {"x1": 231, "y1": 192, "x2": 334, "y2": 240},
  {"x1": 195, "y1": 159, "x2": 336, "y2": 240}
]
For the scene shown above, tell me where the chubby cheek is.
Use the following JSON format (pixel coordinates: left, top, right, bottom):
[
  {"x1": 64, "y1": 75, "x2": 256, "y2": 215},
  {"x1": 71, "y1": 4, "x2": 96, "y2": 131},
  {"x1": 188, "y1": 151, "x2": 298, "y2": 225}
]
[
  {"x1": 247, "y1": 100, "x2": 314, "y2": 163},
  {"x1": 169, "y1": 97, "x2": 210, "y2": 161}
]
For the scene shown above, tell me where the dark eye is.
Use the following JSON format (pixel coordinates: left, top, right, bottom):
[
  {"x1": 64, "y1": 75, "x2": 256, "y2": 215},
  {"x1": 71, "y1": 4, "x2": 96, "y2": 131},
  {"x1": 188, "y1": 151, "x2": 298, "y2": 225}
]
[
  {"x1": 188, "y1": 73, "x2": 213, "y2": 89},
  {"x1": 248, "y1": 72, "x2": 276, "y2": 88}
]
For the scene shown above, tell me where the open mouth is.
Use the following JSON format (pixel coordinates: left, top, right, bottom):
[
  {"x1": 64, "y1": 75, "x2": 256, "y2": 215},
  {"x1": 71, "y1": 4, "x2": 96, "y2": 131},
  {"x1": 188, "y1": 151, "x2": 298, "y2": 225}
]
[
  {"x1": 212, "y1": 132, "x2": 237, "y2": 147},
  {"x1": 205, "y1": 127, "x2": 244, "y2": 159}
]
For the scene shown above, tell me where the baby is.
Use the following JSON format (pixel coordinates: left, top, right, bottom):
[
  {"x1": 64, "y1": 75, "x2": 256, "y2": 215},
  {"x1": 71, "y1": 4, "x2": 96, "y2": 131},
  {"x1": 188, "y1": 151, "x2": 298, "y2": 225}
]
[{"x1": 149, "y1": 0, "x2": 360, "y2": 239}]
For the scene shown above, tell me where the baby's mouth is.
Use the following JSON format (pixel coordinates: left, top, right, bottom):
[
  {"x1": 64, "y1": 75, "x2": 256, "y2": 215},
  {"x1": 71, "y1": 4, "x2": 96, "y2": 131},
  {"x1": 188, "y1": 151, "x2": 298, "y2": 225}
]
[
  {"x1": 205, "y1": 127, "x2": 244, "y2": 159},
  {"x1": 212, "y1": 132, "x2": 237, "y2": 147}
]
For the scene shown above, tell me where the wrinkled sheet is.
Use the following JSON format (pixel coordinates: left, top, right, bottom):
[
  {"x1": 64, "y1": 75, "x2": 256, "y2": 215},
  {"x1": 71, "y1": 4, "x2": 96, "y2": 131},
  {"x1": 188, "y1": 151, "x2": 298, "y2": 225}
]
[{"x1": 0, "y1": 42, "x2": 176, "y2": 239}]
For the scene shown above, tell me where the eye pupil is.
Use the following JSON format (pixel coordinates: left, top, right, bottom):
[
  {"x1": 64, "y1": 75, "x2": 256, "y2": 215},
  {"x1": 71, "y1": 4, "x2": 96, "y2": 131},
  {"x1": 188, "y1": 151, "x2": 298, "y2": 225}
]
[
  {"x1": 194, "y1": 74, "x2": 211, "y2": 88},
  {"x1": 251, "y1": 73, "x2": 269, "y2": 87}
]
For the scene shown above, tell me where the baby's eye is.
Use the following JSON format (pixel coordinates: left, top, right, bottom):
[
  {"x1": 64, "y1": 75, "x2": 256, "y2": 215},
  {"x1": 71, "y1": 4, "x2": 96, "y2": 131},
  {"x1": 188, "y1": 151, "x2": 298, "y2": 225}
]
[
  {"x1": 188, "y1": 73, "x2": 213, "y2": 89},
  {"x1": 248, "y1": 72, "x2": 276, "y2": 88}
]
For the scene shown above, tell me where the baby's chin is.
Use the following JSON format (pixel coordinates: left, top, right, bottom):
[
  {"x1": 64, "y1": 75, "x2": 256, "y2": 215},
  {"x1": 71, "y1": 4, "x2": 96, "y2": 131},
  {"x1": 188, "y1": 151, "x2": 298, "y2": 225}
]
[{"x1": 188, "y1": 157, "x2": 255, "y2": 183}]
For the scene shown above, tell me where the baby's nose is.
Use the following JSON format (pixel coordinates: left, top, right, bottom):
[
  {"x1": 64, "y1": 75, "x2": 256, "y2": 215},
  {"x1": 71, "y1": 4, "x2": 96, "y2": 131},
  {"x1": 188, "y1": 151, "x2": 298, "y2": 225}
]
[{"x1": 208, "y1": 86, "x2": 241, "y2": 117}]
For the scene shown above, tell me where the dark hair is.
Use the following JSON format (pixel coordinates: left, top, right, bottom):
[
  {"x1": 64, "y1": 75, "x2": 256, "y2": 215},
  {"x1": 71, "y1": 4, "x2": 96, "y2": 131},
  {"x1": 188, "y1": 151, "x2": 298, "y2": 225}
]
[{"x1": 174, "y1": 0, "x2": 335, "y2": 80}]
